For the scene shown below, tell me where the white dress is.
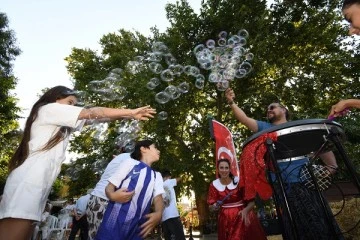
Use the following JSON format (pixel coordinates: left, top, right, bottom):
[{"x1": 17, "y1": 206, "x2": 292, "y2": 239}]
[{"x1": 0, "y1": 103, "x2": 85, "y2": 221}]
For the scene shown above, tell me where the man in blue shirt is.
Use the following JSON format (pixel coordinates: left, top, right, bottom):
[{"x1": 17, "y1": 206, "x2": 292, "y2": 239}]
[
  {"x1": 225, "y1": 88, "x2": 343, "y2": 240},
  {"x1": 225, "y1": 88, "x2": 338, "y2": 174}
]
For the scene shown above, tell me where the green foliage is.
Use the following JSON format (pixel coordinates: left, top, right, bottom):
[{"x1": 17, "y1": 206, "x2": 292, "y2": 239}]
[
  {"x1": 61, "y1": 0, "x2": 360, "y2": 229},
  {"x1": 0, "y1": 12, "x2": 21, "y2": 193},
  {"x1": 48, "y1": 178, "x2": 64, "y2": 200}
]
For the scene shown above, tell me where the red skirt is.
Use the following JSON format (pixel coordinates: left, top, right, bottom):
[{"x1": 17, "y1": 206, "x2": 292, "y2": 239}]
[{"x1": 217, "y1": 205, "x2": 267, "y2": 240}]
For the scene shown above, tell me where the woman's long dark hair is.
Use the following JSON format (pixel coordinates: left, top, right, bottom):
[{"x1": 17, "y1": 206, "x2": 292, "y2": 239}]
[{"x1": 9, "y1": 86, "x2": 76, "y2": 172}]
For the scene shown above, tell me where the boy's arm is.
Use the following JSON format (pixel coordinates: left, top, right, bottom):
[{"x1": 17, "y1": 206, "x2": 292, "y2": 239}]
[{"x1": 105, "y1": 183, "x2": 135, "y2": 202}]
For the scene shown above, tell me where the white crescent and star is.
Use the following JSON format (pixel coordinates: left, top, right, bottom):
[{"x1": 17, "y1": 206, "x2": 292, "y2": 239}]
[{"x1": 217, "y1": 146, "x2": 235, "y2": 161}]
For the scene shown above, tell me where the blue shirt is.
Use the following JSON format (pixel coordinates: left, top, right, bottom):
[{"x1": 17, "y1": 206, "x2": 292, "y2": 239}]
[
  {"x1": 256, "y1": 120, "x2": 308, "y2": 183},
  {"x1": 76, "y1": 194, "x2": 91, "y2": 216}
]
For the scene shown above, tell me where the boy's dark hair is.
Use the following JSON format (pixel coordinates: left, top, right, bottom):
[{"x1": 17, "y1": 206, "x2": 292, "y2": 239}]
[
  {"x1": 161, "y1": 170, "x2": 171, "y2": 178},
  {"x1": 130, "y1": 140, "x2": 154, "y2": 160}
]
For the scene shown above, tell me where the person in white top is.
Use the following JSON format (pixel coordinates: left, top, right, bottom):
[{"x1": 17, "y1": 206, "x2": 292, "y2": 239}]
[
  {"x1": 86, "y1": 151, "x2": 134, "y2": 240},
  {"x1": 64, "y1": 199, "x2": 76, "y2": 212},
  {"x1": 69, "y1": 189, "x2": 92, "y2": 240},
  {"x1": 0, "y1": 85, "x2": 156, "y2": 240},
  {"x1": 161, "y1": 170, "x2": 185, "y2": 240}
]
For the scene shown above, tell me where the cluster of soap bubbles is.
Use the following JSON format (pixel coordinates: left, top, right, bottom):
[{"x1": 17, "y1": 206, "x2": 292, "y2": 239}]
[
  {"x1": 66, "y1": 31, "x2": 254, "y2": 178},
  {"x1": 84, "y1": 119, "x2": 140, "y2": 175},
  {"x1": 91, "y1": 120, "x2": 140, "y2": 174},
  {"x1": 66, "y1": 119, "x2": 141, "y2": 178},
  {"x1": 65, "y1": 69, "x2": 140, "y2": 178},
  {"x1": 69, "y1": 68, "x2": 126, "y2": 107},
  {"x1": 87, "y1": 68, "x2": 127, "y2": 102},
  {"x1": 194, "y1": 29, "x2": 253, "y2": 91},
  {"x1": 88, "y1": 121, "x2": 109, "y2": 141},
  {"x1": 114, "y1": 119, "x2": 141, "y2": 153},
  {"x1": 90, "y1": 156, "x2": 109, "y2": 175},
  {"x1": 127, "y1": 42, "x2": 205, "y2": 120}
]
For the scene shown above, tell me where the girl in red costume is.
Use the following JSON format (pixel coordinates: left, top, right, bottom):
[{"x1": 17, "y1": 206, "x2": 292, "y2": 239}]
[{"x1": 207, "y1": 159, "x2": 266, "y2": 240}]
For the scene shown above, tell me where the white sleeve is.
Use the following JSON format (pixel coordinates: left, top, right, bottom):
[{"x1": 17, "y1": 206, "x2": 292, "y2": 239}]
[
  {"x1": 169, "y1": 178, "x2": 177, "y2": 187},
  {"x1": 153, "y1": 172, "x2": 165, "y2": 197},
  {"x1": 163, "y1": 178, "x2": 177, "y2": 188},
  {"x1": 108, "y1": 158, "x2": 135, "y2": 187},
  {"x1": 38, "y1": 103, "x2": 84, "y2": 128}
]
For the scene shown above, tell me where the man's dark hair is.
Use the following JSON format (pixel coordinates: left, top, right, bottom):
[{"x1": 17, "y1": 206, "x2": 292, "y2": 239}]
[
  {"x1": 130, "y1": 139, "x2": 154, "y2": 160},
  {"x1": 267, "y1": 102, "x2": 290, "y2": 121},
  {"x1": 279, "y1": 103, "x2": 290, "y2": 121},
  {"x1": 161, "y1": 170, "x2": 171, "y2": 178}
]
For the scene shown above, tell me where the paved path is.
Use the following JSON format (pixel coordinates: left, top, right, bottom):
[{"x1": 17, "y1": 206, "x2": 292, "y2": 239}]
[
  {"x1": 186, "y1": 233, "x2": 217, "y2": 240},
  {"x1": 187, "y1": 233, "x2": 283, "y2": 240},
  {"x1": 148, "y1": 229, "x2": 282, "y2": 239}
]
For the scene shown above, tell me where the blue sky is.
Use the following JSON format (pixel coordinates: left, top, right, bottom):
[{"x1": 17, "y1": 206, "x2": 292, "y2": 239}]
[{"x1": 1, "y1": 0, "x2": 201, "y2": 127}]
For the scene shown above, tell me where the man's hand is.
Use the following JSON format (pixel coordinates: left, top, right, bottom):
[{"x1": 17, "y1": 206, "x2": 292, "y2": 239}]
[{"x1": 225, "y1": 88, "x2": 235, "y2": 104}]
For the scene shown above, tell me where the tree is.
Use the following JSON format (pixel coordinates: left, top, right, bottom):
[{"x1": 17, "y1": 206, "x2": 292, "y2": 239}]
[
  {"x1": 63, "y1": 0, "x2": 360, "y2": 231},
  {"x1": 0, "y1": 12, "x2": 21, "y2": 193}
]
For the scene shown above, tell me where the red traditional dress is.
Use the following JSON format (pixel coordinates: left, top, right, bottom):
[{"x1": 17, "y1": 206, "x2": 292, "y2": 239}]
[{"x1": 207, "y1": 179, "x2": 267, "y2": 240}]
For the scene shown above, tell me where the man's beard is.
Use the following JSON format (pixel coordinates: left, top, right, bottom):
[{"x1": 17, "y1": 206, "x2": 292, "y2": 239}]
[{"x1": 268, "y1": 114, "x2": 277, "y2": 123}]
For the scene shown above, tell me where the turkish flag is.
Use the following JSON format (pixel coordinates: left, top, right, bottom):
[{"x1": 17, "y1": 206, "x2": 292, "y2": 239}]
[{"x1": 210, "y1": 119, "x2": 239, "y2": 180}]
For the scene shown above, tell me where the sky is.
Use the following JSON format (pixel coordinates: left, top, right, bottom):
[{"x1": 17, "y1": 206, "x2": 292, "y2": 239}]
[{"x1": 1, "y1": 0, "x2": 202, "y2": 128}]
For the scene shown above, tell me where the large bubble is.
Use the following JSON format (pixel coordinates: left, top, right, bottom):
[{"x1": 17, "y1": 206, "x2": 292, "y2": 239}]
[
  {"x1": 155, "y1": 91, "x2": 171, "y2": 104},
  {"x1": 158, "y1": 111, "x2": 168, "y2": 120}
]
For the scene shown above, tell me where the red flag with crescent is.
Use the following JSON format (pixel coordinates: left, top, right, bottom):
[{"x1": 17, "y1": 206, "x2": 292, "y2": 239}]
[{"x1": 210, "y1": 119, "x2": 239, "y2": 180}]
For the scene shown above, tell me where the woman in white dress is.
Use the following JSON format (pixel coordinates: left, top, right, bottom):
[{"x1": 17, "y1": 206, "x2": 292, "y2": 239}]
[{"x1": 0, "y1": 85, "x2": 156, "y2": 240}]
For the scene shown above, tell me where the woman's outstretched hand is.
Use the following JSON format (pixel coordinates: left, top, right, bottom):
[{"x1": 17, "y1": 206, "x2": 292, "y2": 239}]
[
  {"x1": 328, "y1": 100, "x2": 348, "y2": 119},
  {"x1": 131, "y1": 106, "x2": 156, "y2": 120}
]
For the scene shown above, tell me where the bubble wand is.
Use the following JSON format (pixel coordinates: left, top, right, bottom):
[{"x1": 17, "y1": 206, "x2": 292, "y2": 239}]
[
  {"x1": 328, "y1": 108, "x2": 349, "y2": 121},
  {"x1": 215, "y1": 191, "x2": 233, "y2": 207}
]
